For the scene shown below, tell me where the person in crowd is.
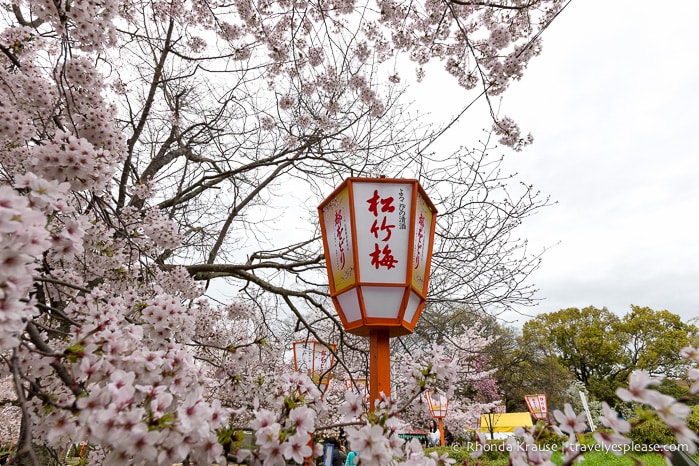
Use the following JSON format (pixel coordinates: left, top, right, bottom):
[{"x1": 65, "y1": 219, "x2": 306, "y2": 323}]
[{"x1": 324, "y1": 437, "x2": 346, "y2": 466}]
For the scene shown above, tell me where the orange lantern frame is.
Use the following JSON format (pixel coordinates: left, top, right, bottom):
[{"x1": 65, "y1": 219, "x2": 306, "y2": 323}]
[
  {"x1": 425, "y1": 390, "x2": 448, "y2": 446},
  {"x1": 292, "y1": 340, "x2": 336, "y2": 396},
  {"x1": 318, "y1": 177, "x2": 437, "y2": 409},
  {"x1": 318, "y1": 177, "x2": 438, "y2": 337},
  {"x1": 524, "y1": 393, "x2": 549, "y2": 421}
]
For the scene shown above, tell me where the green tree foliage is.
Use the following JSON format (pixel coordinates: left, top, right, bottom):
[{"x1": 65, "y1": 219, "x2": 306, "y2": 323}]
[
  {"x1": 521, "y1": 306, "x2": 697, "y2": 405},
  {"x1": 522, "y1": 306, "x2": 626, "y2": 403},
  {"x1": 480, "y1": 321, "x2": 577, "y2": 413},
  {"x1": 617, "y1": 305, "x2": 698, "y2": 378}
]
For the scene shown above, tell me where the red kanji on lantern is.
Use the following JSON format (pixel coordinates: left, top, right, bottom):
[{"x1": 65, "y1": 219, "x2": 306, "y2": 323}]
[
  {"x1": 367, "y1": 190, "x2": 396, "y2": 217},
  {"x1": 370, "y1": 216, "x2": 395, "y2": 241},
  {"x1": 370, "y1": 243, "x2": 398, "y2": 269},
  {"x1": 334, "y1": 210, "x2": 346, "y2": 269},
  {"x1": 414, "y1": 212, "x2": 425, "y2": 268},
  {"x1": 366, "y1": 190, "x2": 399, "y2": 270}
]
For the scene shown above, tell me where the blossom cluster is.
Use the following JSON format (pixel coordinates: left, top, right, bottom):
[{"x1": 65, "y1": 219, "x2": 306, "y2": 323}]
[
  {"x1": 141, "y1": 207, "x2": 183, "y2": 250},
  {"x1": 28, "y1": 0, "x2": 119, "y2": 50},
  {"x1": 22, "y1": 288, "x2": 229, "y2": 465},
  {"x1": 0, "y1": 173, "x2": 72, "y2": 348},
  {"x1": 29, "y1": 131, "x2": 117, "y2": 192},
  {"x1": 338, "y1": 395, "x2": 456, "y2": 466},
  {"x1": 245, "y1": 374, "x2": 322, "y2": 465},
  {"x1": 616, "y1": 369, "x2": 698, "y2": 453},
  {"x1": 394, "y1": 343, "x2": 459, "y2": 399},
  {"x1": 60, "y1": 57, "x2": 127, "y2": 156},
  {"x1": 492, "y1": 116, "x2": 534, "y2": 152},
  {"x1": 3, "y1": 0, "x2": 698, "y2": 464},
  {"x1": 183, "y1": 0, "x2": 561, "y2": 149}
]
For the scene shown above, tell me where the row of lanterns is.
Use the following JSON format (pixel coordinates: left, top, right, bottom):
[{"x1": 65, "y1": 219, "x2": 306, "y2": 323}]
[
  {"x1": 292, "y1": 339, "x2": 449, "y2": 445},
  {"x1": 291, "y1": 340, "x2": 551, "y2": 437}
]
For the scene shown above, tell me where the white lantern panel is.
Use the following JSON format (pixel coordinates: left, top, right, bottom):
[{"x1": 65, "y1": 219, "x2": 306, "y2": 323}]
[
  {"x1": 296, "y1": 343, "x2": 332, "y2": 374},
  {"x1": 294, "y1": 343, "x2": 313, "y2": 373},
  {"x1": 336, "y1": 288, "x2": 362, "y2": 323},
  {"x1": 351, "y1": 182, "x2": 413, "y2": 284},
  {"x1": 430, "y1": 392, "x2": 448, "y2": 417},
  {"x1": 362, "y1": 286, "x2": 405, "y2": 318},
  {"x1": 402, "y1": 290, "x2": 422, "y2": 325},
  {"x1": 411, "y1": 192, "x2": 434, "y2": 292},
  {"x1": 315, "y1": 346, "x2": 333, "y2": 374},
  {"x1": 321, "y1": 185, "x2": 356, "y2": 291}
]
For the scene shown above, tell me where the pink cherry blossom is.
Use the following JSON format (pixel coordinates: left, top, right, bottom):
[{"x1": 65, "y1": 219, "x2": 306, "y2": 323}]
[
  {"x1": 598, "y1": 402, "x2": 631, "y2": 434},
  {"x1": 283, "y1": 431, "x2": 313, "y2": 464},
  {"x1": 339, "y1": 391, "x2": 364, "y2": 421},
  {"x1": 668, "y1": 424, "x2": 699, "y2": 454},
  {"x1": 287, "y1": 406, "x2": 315, "y2": 434},
  {"x1": 592, "y1": 430, "x2": 631, "y2": 456},
  {"x1": 552, "y1": 404, "x2": 587, "y2": 438},
  {"x1": 680, "y1": 346, "x2": 699, "y2": 362},
  {"x1": 646, "y1": 391, "x2": 691, "y2": 428},
  {"x1": 689, "y1": 368, "x2": 699, "y2": 394},
  {"x1": 347, "y1": 424, "x2": 392, "y2": 463},
  {"x1": 616, "y1": 369, "x2": 662, "y2": 403}
]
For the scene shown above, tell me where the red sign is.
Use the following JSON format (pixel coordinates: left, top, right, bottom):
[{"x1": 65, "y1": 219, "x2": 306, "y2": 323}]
[{"x1": 524, "y1": 394, "x2": 548, "y2": 421}]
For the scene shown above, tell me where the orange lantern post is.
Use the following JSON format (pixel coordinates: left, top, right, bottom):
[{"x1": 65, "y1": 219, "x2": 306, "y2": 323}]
[
  {"x1": 425, "y1": 390, "x2": 448, "y2": 446},
  {"x1": 318, "y1": 177, "x2": 437, "y2": 410},
  {"x1": 293, "y1": 340, "x2": 336, "y2": 397}
]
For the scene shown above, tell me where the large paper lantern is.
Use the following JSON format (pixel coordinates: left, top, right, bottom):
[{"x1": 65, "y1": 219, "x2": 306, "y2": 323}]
[{"x1": 318, "y1": 177, "x2": 437, "y2": 337}]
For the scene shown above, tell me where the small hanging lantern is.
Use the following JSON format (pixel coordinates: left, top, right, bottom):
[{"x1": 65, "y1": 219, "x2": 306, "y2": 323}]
[
  {"x1": 425, "y1": 390, "x2": 449, "y2": 419},
  {"x1": 292, "y1": 340, "x2": 336, "y2": 396},
  {"x1": 425, "y1": 390, "x2": 448, "y2": 446}
]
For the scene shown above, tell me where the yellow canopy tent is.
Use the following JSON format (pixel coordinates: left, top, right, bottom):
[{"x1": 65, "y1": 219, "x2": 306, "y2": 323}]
[{"x1": 479, "y1": 412, "x2": 533, "y2": 439}]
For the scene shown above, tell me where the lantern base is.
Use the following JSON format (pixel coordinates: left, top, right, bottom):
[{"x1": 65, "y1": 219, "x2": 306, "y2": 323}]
[{"x1": 345, "y1": 324, "x2": 413, "y2": 338}]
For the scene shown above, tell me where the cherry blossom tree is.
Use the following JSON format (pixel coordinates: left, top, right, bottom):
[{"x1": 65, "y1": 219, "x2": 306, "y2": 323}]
[
  {"x1": 0, "y1": 0, "x2": 612, "y2": 464},
  {"x1": 387, "y1": 326, "x2": 499, "y2": 439}
]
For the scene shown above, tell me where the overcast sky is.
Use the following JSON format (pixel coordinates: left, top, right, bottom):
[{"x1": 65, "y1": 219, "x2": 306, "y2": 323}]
[
  {"x1": 414, "y1": 1, "x2": 699, "y2": 325},
  {"x1": 495, "y1": 0, "x2": 699, "y2": 325}
]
